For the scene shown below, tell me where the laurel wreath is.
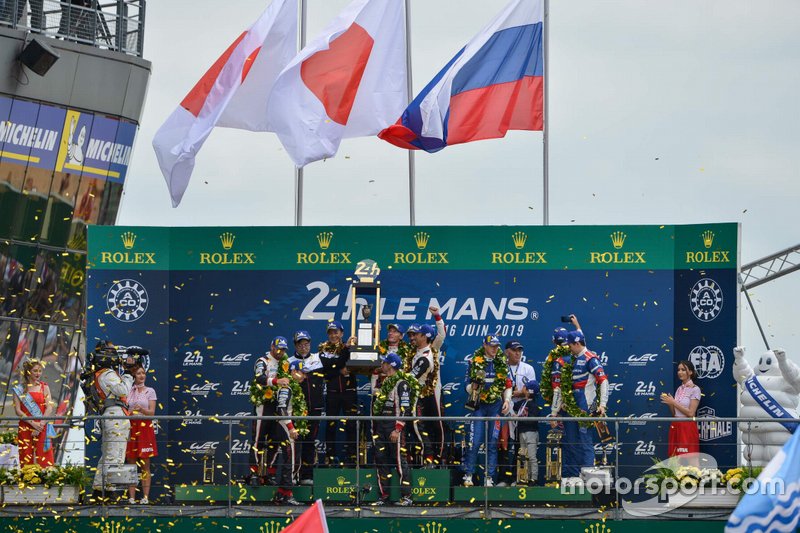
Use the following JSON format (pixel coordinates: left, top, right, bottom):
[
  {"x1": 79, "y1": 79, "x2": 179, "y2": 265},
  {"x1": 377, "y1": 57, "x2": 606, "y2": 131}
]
[
  {"x1": 249, "y1": 356, "x2": 309, "y2": 436},
  {"x1": 318, "y1": 341, "x2": 347, "y2": 356},
  {"x1": 396, "y1": 341, "x2": 440, "y2": 398},
  {"x1": 469, "y1": 347, "x2": 509, "y2": 405},
  {"x1": 372, "y1": 370, "x2": 420, "y2": 416},
  {"x1": 379, "y1": 340, "x2": 413, "y2": 364},
  {"x1": 541, "y1": 346, "x2": 594, "y2": 428}
]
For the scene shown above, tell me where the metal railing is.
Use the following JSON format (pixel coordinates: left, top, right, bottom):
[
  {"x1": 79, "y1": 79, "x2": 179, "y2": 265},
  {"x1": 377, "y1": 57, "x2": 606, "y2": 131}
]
[
  {"x1": 1, "y1": 413, "x2": 797, "y2": 519},
  {"x1": 0, "y1": 0, "x2": 146, "y2": 57}
]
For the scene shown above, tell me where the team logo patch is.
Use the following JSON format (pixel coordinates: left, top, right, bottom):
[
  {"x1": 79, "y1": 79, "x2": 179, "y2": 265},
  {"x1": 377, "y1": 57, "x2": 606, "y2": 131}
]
[
  {"x1": 690, "y1": 278, "x2": 723, "y2": 322},
  {"x1": 107, "y1": 279, "x2": 149, "y2": 322}
]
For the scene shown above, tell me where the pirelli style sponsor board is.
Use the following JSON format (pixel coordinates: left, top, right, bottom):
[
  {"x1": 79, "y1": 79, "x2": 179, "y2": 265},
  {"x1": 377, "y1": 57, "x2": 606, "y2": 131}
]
[{"x1": 89, "y1": 223, "x2": 738, "y2": 271}]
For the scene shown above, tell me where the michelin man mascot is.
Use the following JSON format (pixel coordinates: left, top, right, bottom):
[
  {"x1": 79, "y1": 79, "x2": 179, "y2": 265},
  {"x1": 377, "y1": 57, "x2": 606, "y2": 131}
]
[{"x1": 733, "y1": 346, "x2": 800, "y2": 466}]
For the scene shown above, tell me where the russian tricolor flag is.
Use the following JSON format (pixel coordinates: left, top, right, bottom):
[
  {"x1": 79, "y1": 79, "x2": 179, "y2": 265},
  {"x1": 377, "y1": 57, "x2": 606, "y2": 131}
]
[{"x1": 379, "y1": 0, "x2": 543, "y2": 153}]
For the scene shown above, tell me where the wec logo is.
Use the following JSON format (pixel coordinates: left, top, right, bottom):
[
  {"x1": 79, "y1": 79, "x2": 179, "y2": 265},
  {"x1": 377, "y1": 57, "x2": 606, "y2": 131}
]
[
  {"x1": 189, "y1": 442, "x2": 219, "y2": 455},
  {"x1": 215, "y1": 353, "x2": 252, "y2": 367},
  {"x1": 442, "y1": 382, "x2": 461, "y2": 394},
  {"x1": 183, "y1": 351, "x2": 203, "y2": 366},
  {"x1": 187, "y1": 382, "x2": 220, "y2": 397},
  {"x1": 627, "y1": 413, "x2": 658, "y2": 426},
  {"x1": 607, "y1": 383, "x2": 624, "y2": 394},
  {"x1": 622, "y1": 353, "x2": 658, "y2": 367}
]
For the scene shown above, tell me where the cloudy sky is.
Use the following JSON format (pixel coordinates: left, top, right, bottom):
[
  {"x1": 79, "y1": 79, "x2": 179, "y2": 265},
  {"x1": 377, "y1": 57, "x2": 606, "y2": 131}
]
[{"x1": 118, "y1": 0, "x2": 799, "y2": 366}]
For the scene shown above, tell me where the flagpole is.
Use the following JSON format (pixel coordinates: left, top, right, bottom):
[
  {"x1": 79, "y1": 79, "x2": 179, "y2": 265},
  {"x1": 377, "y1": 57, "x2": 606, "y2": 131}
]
[
  {"x1": 405, "y1": 0, "x2": 416, "y2": 226},
  {"x1": 542, "y1": 0, "x2": 550, "y2": 226},
  {"x1": 294, "y1": 0, "x2": 307, "y2": 227}
]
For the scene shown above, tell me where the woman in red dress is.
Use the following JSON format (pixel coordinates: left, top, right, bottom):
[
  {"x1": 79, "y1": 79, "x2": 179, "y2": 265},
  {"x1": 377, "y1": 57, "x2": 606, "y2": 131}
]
[
  {"x1": 12, "y1": 360, "x2": 55, "y2": 467},
  {"x1": 662, "y1": 359, "x2": 701, "y2": 458},
  {"x1": 126, "y1": 364, "x2": 158, "y2": 504}
]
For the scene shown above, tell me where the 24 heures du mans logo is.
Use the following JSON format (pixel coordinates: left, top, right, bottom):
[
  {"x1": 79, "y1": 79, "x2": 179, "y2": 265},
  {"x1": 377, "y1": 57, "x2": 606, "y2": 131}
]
[
  {"x1": 589, "y1": 231, "x2": 646, "y2": 264},
  {"x1": 199, "y1": 232, "x2": 256, "y2": 265},
  {"x1": 491, "y1": 231, "x2": 547, "y2": 265},
  {"x1": 100, "y1": 231, "x2": 157, "y2": 264},
  {"x1": 685, "y1": 230, "x2": 732, "y2": 264},
  {"x1": 394, "y1": 232, "x2": 449, "y2": 264},
  {"x1": 297, "y1": 232, "x2": 352, "y2": 265}
]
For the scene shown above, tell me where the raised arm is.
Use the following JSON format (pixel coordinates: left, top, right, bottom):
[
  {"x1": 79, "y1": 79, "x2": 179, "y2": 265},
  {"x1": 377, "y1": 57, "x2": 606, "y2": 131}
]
[
  {"x1": 775, "y1": 349, "x2": 800, "y2": 393},
  {"x1": 733, "y1": 346, "x2": 754, "y2": 383},
  {"x1": 430, "y1": 306, "x2": 446, "y2": 351}
]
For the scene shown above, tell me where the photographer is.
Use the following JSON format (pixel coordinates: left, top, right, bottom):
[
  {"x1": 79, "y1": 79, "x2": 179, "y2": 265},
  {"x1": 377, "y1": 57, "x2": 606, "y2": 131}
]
[{"x1": 87, "y1": 342, "x2": 133, "y2": 501}]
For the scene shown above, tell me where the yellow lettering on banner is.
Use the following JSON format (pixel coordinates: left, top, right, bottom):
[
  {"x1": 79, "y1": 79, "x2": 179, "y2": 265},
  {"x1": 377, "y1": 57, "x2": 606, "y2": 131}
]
[
  {"x1": 99, "y1": 251, "x2": 156, "y2": 265},
  {"x1": 685, "y1": 251, "x2": 730, "y2": 264},
  {"x1": 490, "y1": 251, "x2": 548, "y2": 265}
]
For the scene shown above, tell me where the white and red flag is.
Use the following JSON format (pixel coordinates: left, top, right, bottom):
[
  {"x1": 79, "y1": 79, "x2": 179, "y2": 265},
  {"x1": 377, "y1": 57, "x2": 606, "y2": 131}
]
[
  {"x1": 267, "y1": 0, "x2": 407, "y2": 167},
  {"x1": 282, "y1": 499, "x2": 330, "y2": 533},
  {"x1": 152, "y1": 0, "x2": 297, "y2": 207}
]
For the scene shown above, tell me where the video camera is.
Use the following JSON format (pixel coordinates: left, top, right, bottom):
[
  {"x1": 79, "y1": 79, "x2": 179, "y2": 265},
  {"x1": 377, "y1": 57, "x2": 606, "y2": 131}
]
[{"x1": 80, "y1": 342, "x2": 150, "y2": 412}]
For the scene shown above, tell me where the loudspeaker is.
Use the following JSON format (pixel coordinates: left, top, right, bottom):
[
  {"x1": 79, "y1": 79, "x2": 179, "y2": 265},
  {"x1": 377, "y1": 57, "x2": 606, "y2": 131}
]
[{"x1": 19, "y1": 37, "x2": 60, "y2": 76}]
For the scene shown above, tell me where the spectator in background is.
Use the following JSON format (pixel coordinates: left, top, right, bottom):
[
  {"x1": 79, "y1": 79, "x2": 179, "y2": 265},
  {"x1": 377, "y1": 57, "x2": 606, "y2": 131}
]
[
  {"x1": 12, "y1": 359, "x2": 55, "y2": 467},
  {"x1": 662, "y1": 360, "x2": 701, "y2": 457},
  {"x1": 126, "y1": 364, "x2": 157, "y2": 504}
]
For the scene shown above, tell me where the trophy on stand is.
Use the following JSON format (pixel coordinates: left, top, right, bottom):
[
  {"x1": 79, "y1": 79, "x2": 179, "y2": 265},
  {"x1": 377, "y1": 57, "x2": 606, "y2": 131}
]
[
  {"x1": 545, "y1": 426, "x2": 564, "y2": 483},
  {"x1": 347, "y1": 259, "x2": 381, "y2": 370},
  {"x1": 516, "y1": 447, "x2": 530, "y2": 485},
  {"x1": 464, "y1": 370, "x2": 486, "y2": 411}
]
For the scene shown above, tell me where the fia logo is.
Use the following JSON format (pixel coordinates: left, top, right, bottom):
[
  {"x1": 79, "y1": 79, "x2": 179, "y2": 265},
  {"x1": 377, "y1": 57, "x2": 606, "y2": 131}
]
[
  {"x1": 189, "y1": 441, "x2": 219, "y2": 455},
  {"x1": 688, "y1": 345, "x2": 725, "y2": 379},
  {"x1": 215, "y1": 353, "x2": 252, "y2": 367},
  {"x1": 690, "y1": 278, "x2": 723, "y2": 322},
  {"x1": 622, "y1": 353, "x2": 658, "y2": 367},
  {"x1": 634, "y1": 381, "x2": 656, "y2": 396},
  {"x1": 634, "y1": 440, "x2": 656, "y2": 456},
  {"x1": 187, "y1": 382, "x2": 220, "y2": 397},
  {"x1": 106, "y1": 279, "x2": 148, "y2": 322},
  {"x1": 231, "y1": 439, "x2": 251, "y2": 454},
  {"x1": 231, "y1": 380, "x2": 251, "y2": 396},
  {"x1": 183, "y1": 351, "x2": 203, "y2": 366}
]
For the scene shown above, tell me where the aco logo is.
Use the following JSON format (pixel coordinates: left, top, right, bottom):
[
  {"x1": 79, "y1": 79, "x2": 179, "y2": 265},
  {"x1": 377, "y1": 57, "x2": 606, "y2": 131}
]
[
  {"x1": 394, "y1": 232, "x2": 449, "y2": 265},
  {"x1": 106, "y1": 279, "x2": 148, "y2": 322},
  {"x1": 685, "y1": 230, "x2": 731, "y2": 264},
  {"x1": 690, "y1": 278, "x2": 723, "y2": 322},
  {"x1": 199, "y1": 232, "x2": 256, "y2": 265},
  {"x1": 688, "y1": 345, "x2": 725, "y2": 379},
  {"x1": 589, "y1": 231, "x2": 646, "y2": 265},
  {"x1": 297, "y1": 232, "x2": 352, "y2": 265},
  {"x1": 491, "y1": 231, "x2": 548, "y2": 265},
  {"x1": 100, "y1": 232, "x2": 157, "y2": 265}
]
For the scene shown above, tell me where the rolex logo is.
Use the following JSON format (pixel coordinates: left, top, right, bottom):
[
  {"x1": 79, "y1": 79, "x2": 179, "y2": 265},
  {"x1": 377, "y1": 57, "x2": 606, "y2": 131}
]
[
  {"x1": 121, "y1": 231, "x2": 136, "y2": 250},
  {"x1": 414, "y1": 232, "x2": 430, "y2": 250},
  {"x1": 610, "y1": 231, "x2": 627, "y2": 249},
  {"x1": 420, "y1": 522, "x2": 447, "y2": 533},
  {"x1": 317, "y1": 232, "x2": 333, "y2": 250},
  {"x1": 259, "y1": 521, "x2": 284, "y2": 533},
  {"x1": 512, "y1": 231, "x2": 528, "y2": 250},
  {"x1": 337, "y1": 475, "x2": 346, "y2": 486},
  {"x1": 418, "y1": 476, "x2": 427, "y2": 487},
  {"x1": 702, "y1": 230, "x2": 714, "y2": 249},
  {"x1": 585, "y1": 522, "x2": 611, "y2": 533},
  {"x1": 220, "y1": 232, "x2": 236, "y2": 250},
  {"x1": 100, "y1": 522, "x2": 129, "y2": 533}
]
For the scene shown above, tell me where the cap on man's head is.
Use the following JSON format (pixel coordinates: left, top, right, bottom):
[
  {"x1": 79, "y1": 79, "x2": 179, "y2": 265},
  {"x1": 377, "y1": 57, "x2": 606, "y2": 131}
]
[
  {"x1": 566, "y1": 330, "x2": 585, "y2": 344},
  {"x1": 419, "y1": 324, "x2": 436, "y2": 340},
  {"x1": 484, "y1": 335, "x2": 501, "y2": 347},
  {"x1": 326, "y1": 321, "x2": 344, "y2": 332},
  {"x1": 294, "y1": 330, "x2": 311, "y2": 343},
  {"x1": 552, "y1": 327, "x2": 569, "y2": 345},
  {"x1": 387, "y1": 323, "x2": 404, "y2": 334},
  {"x1": 406, "y1": 323, "x2": 421, "y2": 335},
  {"x1": 505, "y1": 340, "x2": 524, "y2": 351},
  {"x1": 272, "y1": 336, "x2": 289, "y2": 350},
  {"x1": 381, "y1": 353, "x2": 402, "y2": 369}
]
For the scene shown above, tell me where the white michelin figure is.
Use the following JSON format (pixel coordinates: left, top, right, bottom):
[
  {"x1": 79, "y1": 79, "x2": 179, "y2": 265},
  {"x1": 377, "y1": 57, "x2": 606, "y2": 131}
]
[{"x1": 733, "y1": 346, "x2": 800, "y2": 466}]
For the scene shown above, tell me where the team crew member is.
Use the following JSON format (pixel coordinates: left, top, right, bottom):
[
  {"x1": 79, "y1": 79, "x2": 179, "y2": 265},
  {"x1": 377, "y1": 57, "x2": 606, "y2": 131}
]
[
  {"x1": 550, "y1": 330, "x2": 608, "y2": 483},
  {"x1": 406, "y1": 306, "x2": 446, "y2": 466},
  {"x1": 90, "y1": 342, "x2": 134, "y2": 499},
  {"x1": 498, "y1": 340, "x2": 537, "y2": 486},
  {"x1": 251, "y1": 336, "x2": 291, "y2": 484},
  {"x1": 372, "y1": 353, "x2": 414, "y2": 506},
  {"x1": 288, "y1": 330, "x2": 324, "y2": 485},
  {"x1": 318, "y1": 321, "x2": 358, "y2": 466},
  {"x1": 463, "y1": 336, "x2": 512, "y2": 487}
]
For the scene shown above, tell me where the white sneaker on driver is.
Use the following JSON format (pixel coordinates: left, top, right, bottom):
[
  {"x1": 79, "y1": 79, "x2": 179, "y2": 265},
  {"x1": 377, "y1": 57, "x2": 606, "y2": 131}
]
[
  {"x1": 485, "y1": 478, "x2": 494, "y2": 487},
  {"x1": 463, "y1": 474, "x2": 474, "y2": 487}
]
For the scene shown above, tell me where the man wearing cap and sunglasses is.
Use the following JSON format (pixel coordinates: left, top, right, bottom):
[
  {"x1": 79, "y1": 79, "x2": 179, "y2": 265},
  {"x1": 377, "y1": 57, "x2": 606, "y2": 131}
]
[
  {"x1": 550, "y1": 329, "x2": 608, "y2": 485},
  {"x1": 462, "y1": 335, "x2": 513, "y2": 487},
  {"x1": 406, "y1": 306, "x2": 446, "y2": 467},
  {"x1": 251, "y1": 336, "x2": 293, "y2": 488},
  {"x1": 289, "y1": 330, "x2": 324, "y2": 485},
  {"x1": 318, "y1": 321, "x2": 358, "y2": 466}
]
